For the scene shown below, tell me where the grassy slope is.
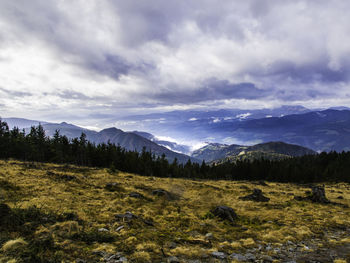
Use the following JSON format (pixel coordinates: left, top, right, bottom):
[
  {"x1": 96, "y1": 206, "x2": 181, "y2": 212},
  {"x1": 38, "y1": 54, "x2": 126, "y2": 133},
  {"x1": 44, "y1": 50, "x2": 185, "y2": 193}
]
[{"x1": 0, "y1": 160, "x2": 349, "y2": 262}]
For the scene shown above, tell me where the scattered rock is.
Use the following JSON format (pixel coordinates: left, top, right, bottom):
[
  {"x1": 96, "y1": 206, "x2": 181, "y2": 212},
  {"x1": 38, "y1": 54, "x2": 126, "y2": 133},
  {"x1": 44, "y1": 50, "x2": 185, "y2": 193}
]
[
  {"x1": 211, "y1": 205, "x2": 238, "y2": 223},
  {"x1": 168, "y1": 241, "x2": 177, "y2": 249},
  {"x1": 116, "y1": 225, "x2": 124, "y2": 232},
  {"x1": 261, "y1": 255, "x2": 274, "y2": 262},
  {"x1": 104, "y1": 252, "x2": 127, "y2": 263},
  {"x1": 211, "y1": 251, "x2": 227, "y2": 259},
  {"x1": 98, "y1": 228, "x2": 109, "y2": 232},
  {"x1": 128, "y1": 192, "x2": 144, "y2": 198},
  {"x1": 245, "y1": 252, "x2": 256, "y2": 260},
  {"x1": 239, "y1": 188, "x2": 270, "y2": 202},
  {"x1": 94, "y1": 251, "x2": 127, "y2": 263},
  {"x1": 115, "y1": 212, "x2": 138, "y2": 222},
  {"x1": 115, "y1": 212, "x2": 153, "y2": 226},
  {"x1": 204, "y1": 232, "x2": 213, "y2": 240},
  {"x1": 167, "y1": 256, "x2": 180, "y2": 263},
  {"x1": 229, "y1": 253, "x2": 246, "y2": 261}
]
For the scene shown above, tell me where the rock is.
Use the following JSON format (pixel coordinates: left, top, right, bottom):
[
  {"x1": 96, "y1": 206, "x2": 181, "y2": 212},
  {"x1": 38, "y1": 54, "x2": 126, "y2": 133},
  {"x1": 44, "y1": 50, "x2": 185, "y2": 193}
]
[
  {"x1": 261, "y1": 255, "x2": 274, "y2": 262},
  {"x1": 229, "y1": 253, "x2": 247, "y2": 261},
  {"x1": 128, "y1": 192, "x2": 144, "y2": 198},
  {"x1": 245, "y1": 253, "x2": 256, "y2": 260},
  {"x1": 205, "y1": 232, "x2": 214, "y2": 240},
  {"x1": 211, "y1": 206, "x2": 238, "y2": 223},
  {"x1": 168, "y1": 242, "x2": 177, "y2": 249},
  {"x1": 116, "y1": 225, "x2": 124, "y2": 232},
  {"x1": 211, "y1": 251, "x2": 227, "y2": 259},
  {"x1": 98, "y1": 228, "x2": 109, "y2": 232},
  {"x1": 103, "y1": 252, "x2": 127, "y2": 263},
  {"x1": 239, "y1": 188, "x2": 270, "y2": 202},
  {"x1": 115, "y1": 212, "x2": 138, "y2": 222},
  {"x1": 167, "y1": 256, "x2": 180, "y2": 263}
]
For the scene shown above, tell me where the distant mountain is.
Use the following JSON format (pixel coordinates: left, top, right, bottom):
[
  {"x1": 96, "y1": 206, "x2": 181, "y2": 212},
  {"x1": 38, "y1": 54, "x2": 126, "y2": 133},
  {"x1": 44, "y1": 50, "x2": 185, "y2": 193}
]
[
  {"x1": 2, "y1": 117, "x2": 48, "y2": 129},
  {"x1": 192, "y1": 141, "x2": 316, "y2": 163},
  {"x1": 120, "y1": 105, "x2": 313, "y2": 143},
  {"x1": 132, "y1": 131, "x2": 190, "y2": 154},
  {"x1": 225, "y1": 109, "x2": 350, "y2": 152}
]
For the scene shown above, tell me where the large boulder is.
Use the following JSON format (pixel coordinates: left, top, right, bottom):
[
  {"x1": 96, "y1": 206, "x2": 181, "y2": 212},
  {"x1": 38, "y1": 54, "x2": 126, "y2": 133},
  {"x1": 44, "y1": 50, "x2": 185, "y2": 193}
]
[
  {"x1": 211, "y1": 206, "x2": 238, "y2": 223},
  {"x1": 239, "y1": 188, "x2": 270, "y2": 202}
]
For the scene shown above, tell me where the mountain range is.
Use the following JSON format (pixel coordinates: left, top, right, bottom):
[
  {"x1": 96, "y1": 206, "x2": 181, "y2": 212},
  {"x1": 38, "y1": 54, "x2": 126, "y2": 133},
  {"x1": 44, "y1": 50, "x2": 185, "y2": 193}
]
[
  {"x1": 121, "y1": 107, "x2": 350, "y2": 152},
  {"x1": 3, "y1": 106, "x2": 350, "y2": 163}
]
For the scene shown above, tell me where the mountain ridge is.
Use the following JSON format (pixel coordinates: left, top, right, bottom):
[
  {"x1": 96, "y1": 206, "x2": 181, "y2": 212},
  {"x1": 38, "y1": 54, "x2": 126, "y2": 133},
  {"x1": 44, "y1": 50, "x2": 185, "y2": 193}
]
[{"x1": 192, "y1": 141, "x2": 316, "y2": 163}]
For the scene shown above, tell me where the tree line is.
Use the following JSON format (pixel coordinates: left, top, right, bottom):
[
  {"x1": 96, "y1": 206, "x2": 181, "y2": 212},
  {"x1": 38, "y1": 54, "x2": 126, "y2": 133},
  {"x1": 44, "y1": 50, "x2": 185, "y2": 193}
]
[{"x1": 0, "y1": 120, "x2": 349, "y2": 182}]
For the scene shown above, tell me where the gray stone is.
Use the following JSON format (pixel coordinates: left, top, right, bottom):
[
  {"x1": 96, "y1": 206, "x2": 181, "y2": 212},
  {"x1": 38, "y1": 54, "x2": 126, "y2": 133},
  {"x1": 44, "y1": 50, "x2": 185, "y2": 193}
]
[
  {"x1": 116, "y1": 225, "x2": 124, "y2": 232},
  {"x1": 98, "y1": 228, "x2": 109, "y2": 232},
  {"x1": 167, "y1": 256, "x2": 180, "y2": 263},
  {"x1": 115, "y1": 211, "x2": 138, "y2": 221},
  {"x1": 261, "y1": 255, "x2": 274, "y2": 262},
  {"x1": 168, "y1": 242, "x2": 177, "y2": 249},
  {"x1": 229, "y1": 253, "x2": 247, "y2": 261},
  {"x1": 211, "y1": 251, "x2": 227, "y2": 259},
  {"x1": 205, "y1": 232, "x2": 213, "y2": 240},
  {"x1": 245, "y1": 253, "x2": 256, "y2": 260}
]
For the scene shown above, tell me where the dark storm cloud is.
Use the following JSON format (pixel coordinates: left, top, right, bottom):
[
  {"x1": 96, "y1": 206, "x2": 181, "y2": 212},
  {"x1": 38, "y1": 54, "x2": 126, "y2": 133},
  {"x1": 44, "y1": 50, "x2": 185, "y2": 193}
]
[{"x1": 154, "y1": 80, "x2": 268, "y2": 104}]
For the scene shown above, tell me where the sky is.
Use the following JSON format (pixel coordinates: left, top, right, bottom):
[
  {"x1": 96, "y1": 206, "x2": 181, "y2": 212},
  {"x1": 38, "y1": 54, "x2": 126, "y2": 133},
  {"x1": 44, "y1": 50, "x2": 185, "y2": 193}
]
[{"x1": 1, "y1": 0, "x2": 350, "y2": 129}]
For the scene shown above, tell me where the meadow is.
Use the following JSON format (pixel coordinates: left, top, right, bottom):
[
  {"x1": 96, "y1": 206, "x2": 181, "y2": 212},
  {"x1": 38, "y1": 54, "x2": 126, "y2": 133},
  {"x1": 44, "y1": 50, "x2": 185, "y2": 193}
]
[{"x1": 0, "y1": 160, "x2": 349, "y2": 262}]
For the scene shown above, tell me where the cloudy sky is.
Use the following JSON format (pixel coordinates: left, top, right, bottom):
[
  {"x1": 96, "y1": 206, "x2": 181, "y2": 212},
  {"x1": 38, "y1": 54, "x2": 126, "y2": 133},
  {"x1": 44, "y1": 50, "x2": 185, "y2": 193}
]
[{"x1": 1, "y1": 0, "x2": 350, "y2": 128}]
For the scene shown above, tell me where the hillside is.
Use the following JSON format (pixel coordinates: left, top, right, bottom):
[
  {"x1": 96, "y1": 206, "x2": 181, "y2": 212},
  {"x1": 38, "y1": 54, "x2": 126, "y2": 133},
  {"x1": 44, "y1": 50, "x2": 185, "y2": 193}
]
[
  {"x1": 192, "y1": 142, "x2": 316, "y2": 163},
  {"x1": 0, "y1": 160, "x2": 349, "y2": 262},
  {"x1": 2, "y1": 119, "x2": 197, "y2": 164}
]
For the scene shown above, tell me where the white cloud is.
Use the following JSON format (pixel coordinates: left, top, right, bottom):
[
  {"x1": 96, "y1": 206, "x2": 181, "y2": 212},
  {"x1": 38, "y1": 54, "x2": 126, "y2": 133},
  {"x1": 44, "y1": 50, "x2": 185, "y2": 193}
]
[{"x1": 0, "y1": 0, "x2": 350, "y2": 125}]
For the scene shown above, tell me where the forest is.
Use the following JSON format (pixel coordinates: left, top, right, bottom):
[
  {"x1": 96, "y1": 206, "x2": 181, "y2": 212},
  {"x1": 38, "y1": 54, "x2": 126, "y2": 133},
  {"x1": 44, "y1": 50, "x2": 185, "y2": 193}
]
[{"x1": 0, "y1": 120, "x2": 349, "y2": 183}]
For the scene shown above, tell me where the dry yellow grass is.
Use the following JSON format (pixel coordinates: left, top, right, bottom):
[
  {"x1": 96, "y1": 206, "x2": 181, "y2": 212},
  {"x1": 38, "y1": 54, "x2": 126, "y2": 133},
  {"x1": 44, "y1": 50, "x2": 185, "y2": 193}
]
[{"x1": 0, "y1": 160, "x2": 349, "y2": 262}]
